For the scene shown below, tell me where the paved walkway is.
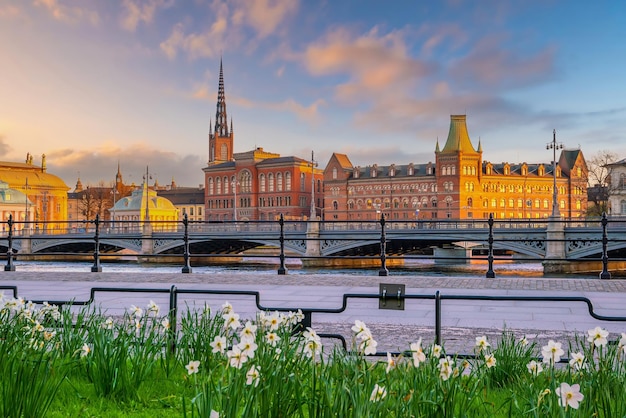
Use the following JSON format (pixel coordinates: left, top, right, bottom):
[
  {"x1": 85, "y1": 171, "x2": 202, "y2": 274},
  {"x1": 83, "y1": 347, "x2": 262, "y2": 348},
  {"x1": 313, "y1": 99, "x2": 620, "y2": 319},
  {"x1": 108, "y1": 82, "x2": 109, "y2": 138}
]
[{"x1": 2, "y1": 271, "x2": 626, "y2": 354}]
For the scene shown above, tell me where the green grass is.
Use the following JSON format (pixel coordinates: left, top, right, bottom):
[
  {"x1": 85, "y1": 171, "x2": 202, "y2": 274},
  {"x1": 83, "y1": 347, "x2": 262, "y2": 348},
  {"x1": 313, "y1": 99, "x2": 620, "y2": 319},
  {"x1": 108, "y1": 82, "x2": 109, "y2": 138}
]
[{"x1": 2, "y1": 296, "x2": 626, "y2": 417}]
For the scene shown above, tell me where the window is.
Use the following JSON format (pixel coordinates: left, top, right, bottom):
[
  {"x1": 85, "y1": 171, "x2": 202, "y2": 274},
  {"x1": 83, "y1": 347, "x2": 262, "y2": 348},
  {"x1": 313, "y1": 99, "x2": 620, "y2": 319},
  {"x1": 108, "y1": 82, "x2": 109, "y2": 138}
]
[
  {"x1": 220, "y1": 144, "x2": 227, "y2": 160},
  {"x1": 216, "y1": 177, "x2": 222, "y2": 194},
  {"x1": 208, "y1": 178, "x2": 214, "y2": 195},
  {"x1": 268, "y1": 173, "x2": 274, "y2": 192},
  {"x1": 260, "y1": 174, "x2": 266, "y2": 192},
  {"x1": 333, "y1": 201, "x2": 338, "y2": 210},
  {"x1": 300, "y1": 173, "x2": 305, "y2": 191},
  {"x1": 332, "y1": 167, "x2": 337, "y2": 179},
  {"x1": 190, "y1": 207, "x2": 194, "y2": 215},
  {"x1": 277, "y1": 173, "x2": 283, "y2": 191},
  {"x1": 285, "y1": 172, "x2": 292, "y2": 191},
  {"x1": 240, "y1": 171, "x2": 252, "y2": 193},
  {"x1": 621, "y1": 200, "x2": 626, "y2": 215}
]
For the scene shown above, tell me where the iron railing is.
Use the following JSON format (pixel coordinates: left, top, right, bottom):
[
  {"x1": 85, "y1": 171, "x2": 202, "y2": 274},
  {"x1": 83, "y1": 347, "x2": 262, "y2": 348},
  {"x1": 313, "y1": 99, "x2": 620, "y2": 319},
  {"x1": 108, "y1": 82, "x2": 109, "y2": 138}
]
[{"x1": 2, "y1": 284, "x2": 626, "y2": 360}]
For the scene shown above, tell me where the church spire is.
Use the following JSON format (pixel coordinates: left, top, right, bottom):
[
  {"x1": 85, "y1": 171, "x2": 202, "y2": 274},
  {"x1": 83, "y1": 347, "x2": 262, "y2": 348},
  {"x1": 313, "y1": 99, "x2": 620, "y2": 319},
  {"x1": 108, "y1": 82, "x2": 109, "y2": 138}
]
[
  {"x1": 214, "y1": 58, "x2": 229, "y2": 137},
  {"x1": 208, "y1": 59, "x2": 234, "y2": 164},
  {"x1": 441, "y1": 115, "x2": 477, "y2": 154}
]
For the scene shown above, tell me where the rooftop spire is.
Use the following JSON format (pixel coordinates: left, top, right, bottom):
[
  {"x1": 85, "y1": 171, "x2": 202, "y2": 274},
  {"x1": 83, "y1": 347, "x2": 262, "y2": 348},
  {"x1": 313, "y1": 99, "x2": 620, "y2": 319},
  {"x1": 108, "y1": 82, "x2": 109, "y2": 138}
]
[
  {"x1": 214, "y1": 58, "x2": 229, "y2": 137},
  {"x1": 441, "y1": 115, "x2": 477, "y2": 154}
]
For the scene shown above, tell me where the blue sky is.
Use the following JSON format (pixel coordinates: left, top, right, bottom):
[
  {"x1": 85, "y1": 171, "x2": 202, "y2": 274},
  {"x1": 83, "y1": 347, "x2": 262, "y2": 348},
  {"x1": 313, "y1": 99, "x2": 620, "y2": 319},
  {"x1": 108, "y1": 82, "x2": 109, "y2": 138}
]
[{"x1": 1, "y1": 0, "x2": 624, "y2": 188}]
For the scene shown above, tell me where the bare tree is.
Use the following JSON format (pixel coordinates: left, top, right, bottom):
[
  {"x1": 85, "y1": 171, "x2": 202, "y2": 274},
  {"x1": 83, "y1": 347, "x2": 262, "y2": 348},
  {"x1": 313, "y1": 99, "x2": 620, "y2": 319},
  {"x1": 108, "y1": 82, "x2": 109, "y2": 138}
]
[{"x1": 586, "y1": 150, "x2": 618, "y2": 216}]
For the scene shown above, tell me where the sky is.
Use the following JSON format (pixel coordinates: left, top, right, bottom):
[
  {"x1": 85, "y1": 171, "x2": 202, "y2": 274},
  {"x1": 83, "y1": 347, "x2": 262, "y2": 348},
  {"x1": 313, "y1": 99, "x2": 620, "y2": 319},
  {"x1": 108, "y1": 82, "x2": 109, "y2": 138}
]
[{"x1": 1, "y1": 0, "x2": 625, "y2": 189}]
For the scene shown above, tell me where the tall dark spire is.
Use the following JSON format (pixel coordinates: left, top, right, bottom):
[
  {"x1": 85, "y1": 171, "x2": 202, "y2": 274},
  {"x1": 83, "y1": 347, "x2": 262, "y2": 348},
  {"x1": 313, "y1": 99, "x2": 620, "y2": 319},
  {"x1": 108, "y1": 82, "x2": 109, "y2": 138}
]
[{"x1": 214, "y1": 58, "x2": 229, "y2": 137}]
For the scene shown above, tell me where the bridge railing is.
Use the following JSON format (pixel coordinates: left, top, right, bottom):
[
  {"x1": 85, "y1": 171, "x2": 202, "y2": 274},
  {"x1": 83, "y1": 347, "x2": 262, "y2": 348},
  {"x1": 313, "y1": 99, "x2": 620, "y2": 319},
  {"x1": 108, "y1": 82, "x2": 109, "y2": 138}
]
[{"x1": 1, "y1": 213, "x2": 625, "y2": 278}]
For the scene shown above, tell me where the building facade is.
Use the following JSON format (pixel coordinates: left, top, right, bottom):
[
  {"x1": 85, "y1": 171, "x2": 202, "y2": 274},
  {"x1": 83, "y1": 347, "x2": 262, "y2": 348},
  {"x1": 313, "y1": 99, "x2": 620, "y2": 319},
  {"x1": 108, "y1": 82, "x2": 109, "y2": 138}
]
[
  {"x1": 323, "y1": 115, "x2": 588, "y2": 221},
  {"x1": 202, "y1": 61, "x2": 323, "y2": 221},
  {"x1": 0, "y1": 154, "x2": 69, "y2": 232},
  {"x1": 158, "y1": 185, "x2": 205, "y2": 222}
]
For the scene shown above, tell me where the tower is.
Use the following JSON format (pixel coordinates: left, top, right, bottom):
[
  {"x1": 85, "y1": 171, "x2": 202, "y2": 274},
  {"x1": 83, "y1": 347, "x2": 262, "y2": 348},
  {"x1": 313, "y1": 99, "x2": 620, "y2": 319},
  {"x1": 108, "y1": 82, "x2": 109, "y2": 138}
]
[
  {"x1": 435, "y1": 115, "x2": 482, "y2": 218},
  {"x1": 208, "y1": 59, "x2": 234, "y2": 164}
]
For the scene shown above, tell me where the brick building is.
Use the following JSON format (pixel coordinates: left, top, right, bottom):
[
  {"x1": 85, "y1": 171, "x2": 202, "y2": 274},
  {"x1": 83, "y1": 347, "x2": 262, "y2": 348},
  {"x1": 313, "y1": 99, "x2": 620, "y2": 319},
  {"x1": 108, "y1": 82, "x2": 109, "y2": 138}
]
[
  {"x1": 202, "y1": 61, "x2": 323, "y2": 221},
  {"x1": 323, "y1": 115, "x2": 588, "y2": 221}
]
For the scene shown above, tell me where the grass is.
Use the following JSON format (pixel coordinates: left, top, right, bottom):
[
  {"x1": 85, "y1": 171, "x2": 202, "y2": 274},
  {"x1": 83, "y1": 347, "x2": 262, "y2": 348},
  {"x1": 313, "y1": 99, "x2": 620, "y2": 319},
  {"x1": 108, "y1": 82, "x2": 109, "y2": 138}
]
[{"x1": 2, "y1": 295, "x2": 626, "y2": 417}]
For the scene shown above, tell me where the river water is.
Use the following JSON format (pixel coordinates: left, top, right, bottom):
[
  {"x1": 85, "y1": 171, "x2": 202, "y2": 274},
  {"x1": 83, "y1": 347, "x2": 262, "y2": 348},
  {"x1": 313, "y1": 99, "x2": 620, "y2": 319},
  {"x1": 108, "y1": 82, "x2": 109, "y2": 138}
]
[{"x1": 8, "y1": 258, "x2": 549, "y2": 278}]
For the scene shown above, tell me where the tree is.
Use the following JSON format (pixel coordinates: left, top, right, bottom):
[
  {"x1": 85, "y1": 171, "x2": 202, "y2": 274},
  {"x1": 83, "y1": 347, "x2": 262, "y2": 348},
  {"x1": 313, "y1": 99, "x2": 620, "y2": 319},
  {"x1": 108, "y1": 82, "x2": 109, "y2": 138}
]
[{"x1": 586, "y1": 150, "x2": 618, "y2": 217}]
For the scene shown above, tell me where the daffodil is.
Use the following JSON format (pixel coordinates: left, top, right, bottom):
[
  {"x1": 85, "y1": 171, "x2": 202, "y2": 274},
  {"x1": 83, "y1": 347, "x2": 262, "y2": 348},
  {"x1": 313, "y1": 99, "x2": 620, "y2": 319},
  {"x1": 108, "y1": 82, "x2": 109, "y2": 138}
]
[
  {"x1": 541, "y1": 340, "x2": 564, "y2": 364},
  {"x1": 587, "y1": 326, "x2": 609, "y2": 348},
  {"x1": 370, "y1": 384, "x2": 387, "y2": 402},
  {"x1": 146, "y1": 300, "x2": 160, "y2": 316},
  {"x1": 475, "y1": 335, "x2": 490, "y2": 353},
  {"x1": 485, "y1": 353, "x2": 496, "y2": 368},
  {"x1": 80, "y1": 343, "x2": 91, "y2": 358},
  {"x1": 185, "y1": 360, "x2": 200, "y2": 375},
  {"x1": 222, "y1": 311, "x2": 241, "y2": 330},
  {"x1": 386, "y1": 352, "x2": 397, "y2": 374},
  {"x1": 265, "y1": 331, "x2": 280, "y2": 347},
  {"x1": 555, "y1": 382, "x2": 584, "y2": 410},
  {"x1": 432, "y1": 344, "x2": 443, "y2": 359},
  {"x1": 569, "y1": 352, "x2": 585, "y2": 371},
  {"x1": 527, "y1": 360, "x2": 543, "y2": 376},
  {"x1": 227, "y1": 345, "x2": 249, "y2": 368},
  {"x1": 409, "y1": 338, "x2": 426, "y2": 367},
  {"x1": 246, "y1": 365, "x2": 260, "y2": 387},
  {"x1": 211, "y1": 335, "x2": 227, "y2": 354}
]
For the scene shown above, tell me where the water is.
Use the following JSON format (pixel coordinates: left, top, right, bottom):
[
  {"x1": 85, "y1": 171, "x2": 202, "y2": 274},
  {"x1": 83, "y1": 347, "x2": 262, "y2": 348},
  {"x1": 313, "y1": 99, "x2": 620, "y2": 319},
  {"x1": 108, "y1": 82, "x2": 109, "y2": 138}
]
[{"x1": 7, "y1": 258, "x2": 546, "y2": 277}]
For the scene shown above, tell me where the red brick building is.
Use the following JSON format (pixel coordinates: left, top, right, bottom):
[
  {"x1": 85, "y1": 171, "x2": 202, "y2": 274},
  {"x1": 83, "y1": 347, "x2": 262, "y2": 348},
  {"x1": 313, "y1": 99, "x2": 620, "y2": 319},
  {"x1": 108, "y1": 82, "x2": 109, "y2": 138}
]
[
  {"x1": 323, "y1": 115, "x2": 588, "y2": 221},
  {"x1": 202, "y1": 61, "x2": 323, "y2": 221}
]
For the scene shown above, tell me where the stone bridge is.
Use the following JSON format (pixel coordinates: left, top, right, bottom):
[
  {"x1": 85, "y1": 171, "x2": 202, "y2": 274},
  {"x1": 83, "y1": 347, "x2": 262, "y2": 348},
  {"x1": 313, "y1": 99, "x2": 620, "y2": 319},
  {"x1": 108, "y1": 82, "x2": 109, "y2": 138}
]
[{"x1": 2, "y1": 218, "x2": 625, "y2": 263}]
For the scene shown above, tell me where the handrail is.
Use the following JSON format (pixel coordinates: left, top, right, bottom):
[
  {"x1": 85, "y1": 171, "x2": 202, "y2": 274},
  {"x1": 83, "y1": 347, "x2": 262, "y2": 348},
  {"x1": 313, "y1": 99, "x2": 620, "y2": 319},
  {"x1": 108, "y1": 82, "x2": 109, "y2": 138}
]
[{"x1": 2, "y1": 284, "x2": 625, "y2": 359}]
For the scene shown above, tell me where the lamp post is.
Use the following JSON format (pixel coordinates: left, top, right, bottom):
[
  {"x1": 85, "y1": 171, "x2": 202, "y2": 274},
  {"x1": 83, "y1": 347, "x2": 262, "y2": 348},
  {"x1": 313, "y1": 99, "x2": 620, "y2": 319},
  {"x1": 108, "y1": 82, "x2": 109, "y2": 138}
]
[
  {"x1": 231, "y1": 177, "x2": 238, "y2": 222},
  {"x1": 310, "y1": 150, "x2": 317, "y2": 220},
  {"x1": 23, "y1": 178, "x2": 29, "y2": 233},
  {"x1": 546, "y1": 129, "x2": 563, "y2": 217},
  {"x1": 111, "y1": 183, "x2": 117, "y2": 231}
]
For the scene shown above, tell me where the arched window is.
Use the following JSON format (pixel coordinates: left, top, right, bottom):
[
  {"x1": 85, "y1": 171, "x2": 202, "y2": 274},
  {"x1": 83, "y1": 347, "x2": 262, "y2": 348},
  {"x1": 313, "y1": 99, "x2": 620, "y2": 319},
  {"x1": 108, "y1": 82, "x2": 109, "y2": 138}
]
[
  {"x1": 333, "y1": 201, "x2": 338, "y2": 210},
  {"x1": 277, "y1": 173, "x2": 283, "y2": 191},
  {"x1": 621, "y1": 200, "x2": 626, "y2": 214},
  {"x1": 223, "y1": 176, "x2": 229, "y2": 194},
  {"x1": 268, "y1": 173, "x2": 274, "y2": 192},
  {"x1": 220, "y1": 144, "x2": 228, "y2": 161},
  {"x1": 300, "y1": 173, "x2": 305, "y2": 191},
  {"x1": 332, "y1": 167, "x2": 337, "y2": 179},
  {"x1": 260, "y1": 174, "x2": 266, "y2": 192},
  {"x1": 240, "y1": 171, "x2": 252, "y2": 193},
  {"x1": 208, "y1": 178, "x2": 214, "y2": 195},
  {"x1": 216, "y1": 177, "x2": 222, "y2": 195},
  {"x1": 285, "y1": 172, "x2": 292, "y2": 191}
]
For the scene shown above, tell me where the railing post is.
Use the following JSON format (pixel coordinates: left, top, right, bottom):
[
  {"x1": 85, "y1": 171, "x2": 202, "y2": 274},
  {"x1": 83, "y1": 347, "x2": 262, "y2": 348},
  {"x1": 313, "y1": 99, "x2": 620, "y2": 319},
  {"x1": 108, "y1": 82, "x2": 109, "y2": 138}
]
[
  {"x1": 168, "y1": 285, "x2": 178, "y2": 355},
  {"x1": 277, "y1": 214, "x2": 288, "y2": 275},
  {"x1": 486, "y1": 213, "x2": 495, "y2": 278},
  {"x1": 181, "y1": 213, "x2": 192, "y2": 273},
  {"x1": 379, "y1": 213, "x2": 388, "y2": 276},
  {"x1": 4, "y1": 214, "x2": 15, "y2": 271},
  {"x1": 599, "y1": 212, "x2": 611, "y2": 279},
  {"x1": 435, "y1": 290, "x2": 441, "y2": 345},
  {"x1": 91, "y1": 214, "x2": 102, "y2": 272}
]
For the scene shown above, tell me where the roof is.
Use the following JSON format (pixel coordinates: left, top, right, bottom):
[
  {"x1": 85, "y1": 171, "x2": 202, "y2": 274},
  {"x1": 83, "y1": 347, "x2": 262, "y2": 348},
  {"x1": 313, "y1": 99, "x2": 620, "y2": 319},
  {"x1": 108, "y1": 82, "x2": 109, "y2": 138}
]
[
  {"x1": 0, "y1": 161, "x2": 70, "y2": 191},
  {"x1": 440, "y1": 115, "x2": 478, "y2": 154},
  {"x1": 113, "y1": 183, "x2": 177, "y2": 212},
  {"x1": 157, "y1": 188, "x2": 204, "y2": 205},
  {"x1": 351, "y1": 162, "x2": 435, "y2": 179}
]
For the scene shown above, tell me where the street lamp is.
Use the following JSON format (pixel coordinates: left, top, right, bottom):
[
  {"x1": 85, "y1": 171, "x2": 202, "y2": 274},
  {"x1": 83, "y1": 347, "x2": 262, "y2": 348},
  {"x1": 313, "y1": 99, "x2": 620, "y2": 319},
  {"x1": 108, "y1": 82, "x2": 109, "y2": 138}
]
[
  {"x1": 310, "y1": 150, "x2": 317, "y2": 220},
  {"x1": 546, "y1": 129, "x2": 563, "y2": 217},
  {"x1": 231, "y1": 177, "x2": 238, "y2": 221}
]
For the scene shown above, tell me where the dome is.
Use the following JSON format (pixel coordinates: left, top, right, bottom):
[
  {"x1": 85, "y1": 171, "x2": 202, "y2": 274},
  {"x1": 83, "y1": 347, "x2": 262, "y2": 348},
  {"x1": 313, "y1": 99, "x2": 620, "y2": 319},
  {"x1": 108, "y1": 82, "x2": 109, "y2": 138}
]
[
  {"x1": 0, "y1": 161, "x2": 69, "y2": 191},
  {"x1": 113, "y1": 183, "x2": 177, "y2": 212}
]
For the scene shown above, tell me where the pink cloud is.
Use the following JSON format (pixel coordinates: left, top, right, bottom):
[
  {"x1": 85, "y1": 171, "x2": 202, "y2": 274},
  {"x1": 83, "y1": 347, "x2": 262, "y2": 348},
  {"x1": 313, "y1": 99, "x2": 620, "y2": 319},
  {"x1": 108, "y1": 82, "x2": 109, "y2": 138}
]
[
  {"x1": 34, "y1": 0, "x2": 99, "y2": 25},
  {"x1": 449, "y1": 34, "x2": 556, "y2": 89},
  {"x1": 302, "y1": 27, "x2": 435, "y2": 103},
  {"x1": 120, "y1": 0, "x2": 172, "y2": 32}
]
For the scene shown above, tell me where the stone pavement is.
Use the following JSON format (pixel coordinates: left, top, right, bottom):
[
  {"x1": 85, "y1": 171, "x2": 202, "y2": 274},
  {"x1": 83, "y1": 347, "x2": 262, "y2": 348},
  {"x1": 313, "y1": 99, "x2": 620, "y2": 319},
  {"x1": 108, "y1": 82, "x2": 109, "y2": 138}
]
[{"x1": 2, "y1": 270, "x2": 626, "y2": 354}]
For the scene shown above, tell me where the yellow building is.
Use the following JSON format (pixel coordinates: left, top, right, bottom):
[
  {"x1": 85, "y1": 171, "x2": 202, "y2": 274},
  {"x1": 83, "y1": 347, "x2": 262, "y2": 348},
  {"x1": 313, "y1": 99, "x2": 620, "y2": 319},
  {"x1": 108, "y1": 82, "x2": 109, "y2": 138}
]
[
  {"x1": 323, "y1": 115, "x2": 588, "y2": 221},
  {"x1": 0, "y1": 154, "x2": 70, "y2": 232},
  {"x1": 111, "y1": 181, "x2": 179, "y2": 231}
]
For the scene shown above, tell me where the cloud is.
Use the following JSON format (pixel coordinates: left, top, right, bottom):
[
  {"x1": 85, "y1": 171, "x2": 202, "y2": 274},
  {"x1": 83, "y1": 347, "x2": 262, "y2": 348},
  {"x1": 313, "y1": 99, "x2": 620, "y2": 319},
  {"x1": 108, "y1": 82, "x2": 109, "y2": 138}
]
[
  {"x1": 302, "y1": 27, "x2": 436, "y2": 104},
  {"x1": 234, "y1": 0, "x2": 298, "y2": 39},
  {"x1": 0, "y1": 4, "x2": 21, "y2": 18},
  {"x1": 160, "y1": 0, "x2": 298, "y2": 60},
  {"x1": 449, "y1": 34, "x2": 556, "y2": 89},
  {"x1": 0, "y1": 134, "x2": 12, "y2": 155},
  {"x1": 45, "y1": 143, "x2": 206, "y2": 189},
  {"x1": 33, "y1": 0, "x2": 99, "y2": 25},
  {"x1": 120, "y1": 0, "x2": 171, "y2": 32}
]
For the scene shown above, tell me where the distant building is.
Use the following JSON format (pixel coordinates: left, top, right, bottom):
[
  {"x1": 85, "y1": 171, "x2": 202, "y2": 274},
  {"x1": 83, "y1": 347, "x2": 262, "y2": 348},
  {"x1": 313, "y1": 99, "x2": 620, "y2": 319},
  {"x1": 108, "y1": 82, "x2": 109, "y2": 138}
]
[
  {"x1": 111, "y1": 180, "x2": 178, "y2": 231},
  {"x1": 605, "y1": 158, "x2": 626, "y2": 215},
  {"x1": 202, "y1": 60, "x2": 323, "y2": 221},
  {"x1": 0, "y1": 181, "x2": 31, "y2": 232},
  {"x1": 0, "y1": 154, "x2": 69, "y2": 232},
  {"x1": 323, "y1": 115, "x2": 588, "y2": 221},
  {"x1": 158, "y1": 184, "x2": 205, "y2": 222}
]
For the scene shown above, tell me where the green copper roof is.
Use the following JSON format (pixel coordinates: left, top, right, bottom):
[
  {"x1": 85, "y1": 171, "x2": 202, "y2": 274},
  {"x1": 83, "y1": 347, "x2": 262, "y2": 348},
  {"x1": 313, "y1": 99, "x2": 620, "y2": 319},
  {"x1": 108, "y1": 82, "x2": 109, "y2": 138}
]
[{"x1": 441, "y1": 115, "x2": 478, "y2": 154}]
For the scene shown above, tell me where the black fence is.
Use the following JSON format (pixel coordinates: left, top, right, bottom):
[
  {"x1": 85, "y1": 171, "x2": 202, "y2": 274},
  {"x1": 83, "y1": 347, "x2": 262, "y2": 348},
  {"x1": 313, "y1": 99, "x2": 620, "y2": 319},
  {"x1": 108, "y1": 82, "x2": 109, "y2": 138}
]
[{"x1": 2, "y1": 283, "x2": 626, "y2": 361}]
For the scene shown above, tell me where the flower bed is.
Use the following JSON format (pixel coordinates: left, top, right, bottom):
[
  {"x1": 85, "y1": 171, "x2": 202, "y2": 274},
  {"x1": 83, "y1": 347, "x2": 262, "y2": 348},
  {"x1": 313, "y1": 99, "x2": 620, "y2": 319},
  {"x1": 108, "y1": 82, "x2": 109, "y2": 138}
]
[{"x1": 1, "y1": 292, "x2": 626, "y2": 417}]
